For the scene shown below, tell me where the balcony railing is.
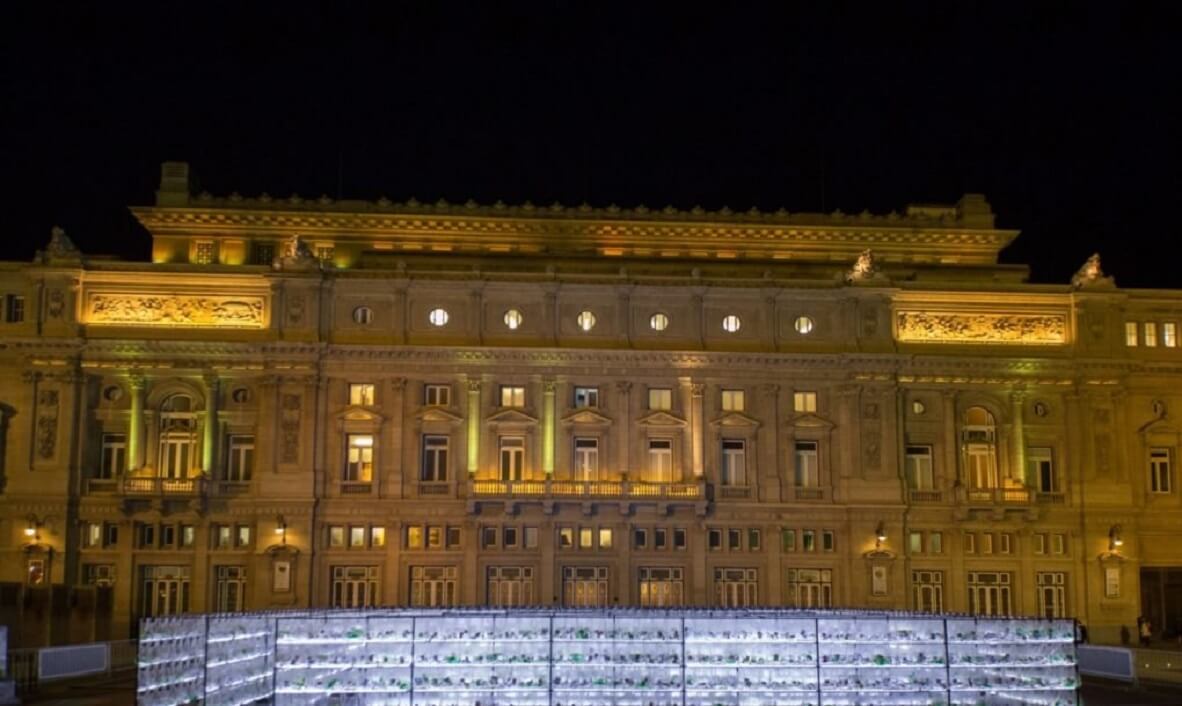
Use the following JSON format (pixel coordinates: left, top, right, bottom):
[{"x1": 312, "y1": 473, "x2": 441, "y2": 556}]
[
  {"x1": 909, "y1": 489, "x2": 943, "y2": 503},
  {"x1": 718, "y1": 485, "x2": 752, "y2": 499},
  {"x1": 966, "y1": 487, "x2": 1031, "y2": 504},
  {"x1": 417, "y1": 481, "x2": 452, "y2": 496},
  {"x1": 84, "y1": 475, "x2": 207, "y2": 496},
  {"x1": 794, "y1": 486, "x2": 825, "y2": 501},
  {"x1": 1036, "y1": 491, "x2": 1066, "y2": 505},
  {"x1": 470, "y1": 479, "x2": 703, "y2": 500},
  {"x1": 340, "y1": 481, "x2": 373, "y2": 495}
]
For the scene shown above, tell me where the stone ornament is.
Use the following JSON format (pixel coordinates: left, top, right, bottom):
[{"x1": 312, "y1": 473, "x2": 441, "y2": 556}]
[
  {"x1": 87, "y1": 293, "x2": 265, "y2": 328},
  {"x1": 36, "y1": 389, "x2": 60, "y2": 460},
  {"x1": 895, "y1": 311, "x2": 1067, "y2": 345},
  {"x1": 845, "y1": 249, "x2": 888, "y2": 285},
  {"x1": 272, "y1": 234, "x2": 321, "y2": 272},
  {"x1": 34, "y1": 226, "x2": 84, "y2": 265},
  {"x1": 1071, "y1": 253, "x2": 1115, "y2": 289}
]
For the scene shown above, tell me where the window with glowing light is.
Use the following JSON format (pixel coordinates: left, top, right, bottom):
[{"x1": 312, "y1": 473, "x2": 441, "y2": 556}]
[
  {"x1": 794, "y1": 315, "x2": 814, "y2": 334},
  {"x1": 576, "y1": 310, "x2": 597, "y2": 332},
  {"x1": 721, "y1": 314, "x2": 742, "y2": 333},
  {"x1": 428, "y1": 308, "x2": 449, "y2": 327},
  {"x1": 649, "y1": 312, "x2": 669, "y2": 331},
  {"x1": 503, "y1": 309, "x2": 523, "y2": 330}
]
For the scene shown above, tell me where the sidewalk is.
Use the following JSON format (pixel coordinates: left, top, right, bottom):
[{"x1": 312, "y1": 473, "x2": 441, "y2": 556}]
[{"x1": 20, "y1": 672, "x2": 133, "y2": 706}]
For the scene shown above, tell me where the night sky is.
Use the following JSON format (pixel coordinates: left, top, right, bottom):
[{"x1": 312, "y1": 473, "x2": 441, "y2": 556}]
[{"x1": 6, "y1": 3, "x2": 1181, "y2": 287}]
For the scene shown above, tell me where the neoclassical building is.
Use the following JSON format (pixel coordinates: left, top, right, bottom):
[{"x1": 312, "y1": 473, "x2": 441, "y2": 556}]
[{"x1": 1, "y1": 162, "x2": 1179, "y2": 646}]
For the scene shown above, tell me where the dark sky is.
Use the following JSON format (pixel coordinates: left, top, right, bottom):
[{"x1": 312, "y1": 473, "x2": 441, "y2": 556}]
[{"x1": 5, "y1": 2, "x2": 1181, "y2": 287}]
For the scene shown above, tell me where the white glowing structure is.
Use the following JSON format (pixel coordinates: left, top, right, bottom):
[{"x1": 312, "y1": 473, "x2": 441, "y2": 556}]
[{"x1": 138, "y1": 609, "x2": 1079, "y2": 706}]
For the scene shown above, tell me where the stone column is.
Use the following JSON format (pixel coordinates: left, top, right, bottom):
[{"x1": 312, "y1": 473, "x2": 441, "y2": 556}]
[
  {"x1": 691, "y1": 382, "x2": 706, "y2": 479},
  {"x1": 466, "y1": 378, "x2": 481, "y2": 476},
  {"x1": 615, "y1": 382, "x2": 632, "y2": 478},
  {"x1": 127, "y1": 375, "x2": 146, "y2": 471},
  {"x1": 941, "y1": 390, "x2": 958, "y2": 491},
  {"x1": 542, "y1": 379, "x2": 556, "y2": 476},
  {"x1": 679, "y1": 378, "x2": 694, "y2": 481},
  {"x1": 202, "y1": 375, "x2": 219, "y2": 475},
  {"x1": 1010, "y1": 388, "x2": 1026, "y2": 485}
]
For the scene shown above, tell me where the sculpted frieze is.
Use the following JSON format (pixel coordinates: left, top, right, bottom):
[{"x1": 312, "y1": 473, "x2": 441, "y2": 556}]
[
  {"x1": 87, "y1": 293, "x2": 266, "y2": 328},
  {"x1": 895, "y1": 310, "x2": 1067, "y2": 345}
]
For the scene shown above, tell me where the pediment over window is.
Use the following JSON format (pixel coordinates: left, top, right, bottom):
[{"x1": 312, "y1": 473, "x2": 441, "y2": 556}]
[
  {"x1": 636, "y1": 410, "x2": 688, "y2": 428},
  {"x1": 561, "y1": 409, "x2": 614, "y2": 427},
  {"x1": 1138, "y1": 418, "x2": 1181, "y2": 436},
  {"x1": 416, "y1": 407, "x2": 464, "y2": 426},
  {"x1": 486, "y1": 408, "x2": 539, "y2": 426},
  {"x1": 785, "y1": 412, "x2": 835, "y2": 431},
  {"x1": 335, "y1": 405, "x2": 385, "y2": 424},
  {"x1": 710, "y1": 411, "x2": 761, "y2": 429}
]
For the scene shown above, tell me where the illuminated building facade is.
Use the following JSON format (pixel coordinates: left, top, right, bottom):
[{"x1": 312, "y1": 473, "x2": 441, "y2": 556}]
[{"x1": 1, "y1": 161, "x2": 1178, "y2": 645}]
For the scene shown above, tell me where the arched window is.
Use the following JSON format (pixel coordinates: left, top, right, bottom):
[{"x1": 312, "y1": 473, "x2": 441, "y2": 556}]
[
  {"x1": 962, "y1": 406, "x2": 998, "y2": 490},
  {"x1": 159, "y1": 394, "x2": 196, "y2": 479}
]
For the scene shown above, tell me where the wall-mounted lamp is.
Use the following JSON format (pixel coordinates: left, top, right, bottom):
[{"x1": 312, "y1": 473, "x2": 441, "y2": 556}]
[
  {"x1": 24, "y1": 515, "x2": 42, "y2": 543},
  {"x1": 1109, "y1": 525, "x2": 1123, "y2": 551},
  {"x1": 875, "y1": 521, "x2": 887, "y2": 550},
  {"x1": 275, "y1": 515, "x2": 287, "y2": 546}
]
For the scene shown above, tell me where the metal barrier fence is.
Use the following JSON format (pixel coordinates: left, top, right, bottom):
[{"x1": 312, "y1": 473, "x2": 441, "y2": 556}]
[
  {"x1": 5, "y1": 639, "x2": 137, "y2": 694},
  {"x1": 1077, "y1": 645, "x2": 1136, "y2": 682}
]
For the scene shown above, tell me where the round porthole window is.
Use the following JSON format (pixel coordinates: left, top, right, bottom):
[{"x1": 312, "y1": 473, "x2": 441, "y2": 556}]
[
  {"x1": 722, "y1": 314, "x2": 742, "y2": 333},
  {"x1": 576, "y1": 310, "x2": 597, "y2": 332},
  {"x1": 103, "y1": 385, "x2": 123, "y2": 402},
  {"x1": 232, "y1": 388, "x2": 251, "y2": 404},
  {"x1": 1034, "y1": 401, "x2": 1050, "y2": 418},
  {"x1": 912, "y1": 400, "x2": 926, "y2": 415},
  {"x1": 503, "y1": 309, "x2": 523, "y2": 330},
  {"x1": 794, "y1": 315, "x2": 815, "y2": 334},
  {"x1": 428, "y1": 308, "x2": 450, "y2": 327},
  {"x1": 352, "y1": 306, "x2": 373, "y2": 324},
  {"x1": 650, "y1": 313, "x2": 669, "y2": 332}
]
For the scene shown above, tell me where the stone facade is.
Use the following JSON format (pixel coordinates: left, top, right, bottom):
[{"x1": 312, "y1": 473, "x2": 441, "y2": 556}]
[{"x1": 2, "y1": 162, "x2": 1180, "y2": 646}]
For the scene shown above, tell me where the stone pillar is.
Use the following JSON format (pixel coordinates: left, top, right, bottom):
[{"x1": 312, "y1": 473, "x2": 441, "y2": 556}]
[
  {"x1": 202, "y1": 375, "x2": 219, "y2": 475},
  {"x1": 1010, "y1": 389, "x2": 1026, "y2": 484},
  {"x1": 941, "y1": 390, "x2": 958, "y2": 490},
  {"x1": 615, "y1": 382, "x2": 632, "y2": 478},
  {"x1": 542, "y1": 379, "x2": 556, "y2": 476},
  {"x1": 691, "y1": 382, "x2": 705, "y2": 478},
  {"x1": 127, "y1": 375, "x2": 145, "y2": 471},
  {"x1": 679, "y1": 378, "x2": 694, "y2": 481},
  {"x1": 466, "y1": 378, "x2": 481, "y2": 475}
]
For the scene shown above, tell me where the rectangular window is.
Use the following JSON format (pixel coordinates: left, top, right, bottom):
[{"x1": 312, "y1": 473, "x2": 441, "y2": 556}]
[
  {"x1": 315, "y1": 244, "x2": 334, "y2": 262},
  {"x1": 999, "y1": 532, "x2": 1012, "y2": 554},
  {"x1": 929, "y1": 532, "x2": 943, "y2": 554},
  {"x1": 912, "y1": 570, "x2": 944, "y2": 613},
  {"x1": 721, "y1": 389, "x2": 745, "y2": 412},
  {"x1": 727, "y1": 528, "x2": 742, "y2": 551},
  {"x1": 1037, "y1": 572, "x2": 1067, "y2": 619},
  {"x1": 905, "y1": 445, "x2": 934, "y2": 490},
  {"x1": 721, "y1": 439, "x2": 746, "y2": 486},
  {"x1": 708, "y1": 528, "x2": 722, "y2": 551},
  {"x1": 427, "y1": 526, "x2": 443, "y2": 549},
  {"x1": 446, "y1": 526, "x2": 461, "y2": 548},
  {"x1": 1145, "y1": 322, "x2": 1158, "y2": 347},
  {"x1": 252, "y1": 242, "x2": 275, "y2": 266},
  {"x1": 5, "y1": 294, "x2": 26, "y2": 323},
  {"x1": 1029, "y1": 447, "x2": 1056, "y2": 493},
  {"x1": 802, "y1": 529, "x2": 816, "y2": 552},
  {"x1": 349, "y1": 383, "x2": 375, "y2": 406},
  {"x1": 909, "y1": 531, "x2": 923, "y2": 554},
  {"x1": 1126, "y1": 321, "x2": 1139, "y2": 346},
  {"x1": 83, "y1": 522, "x2": 103, "y2": 548},
  {"x1": 715, "y1": 567, "x2": 758, "y2": 607},
  {"x1": 193, "y1": 241, "x2": 215, "y2": 264},
  {"x1": 654, "y1": 528, "x2": 668, "y2": 550},
  {"x1": 578, "y1": 527, "x2": 594, "y2": 549},
  {"x1": 785, "y1": 568, "x2": 831, "y2": 608},
  {"x1": 981, "y1": 533, "x2": 994, "y2": 555},
  {"x1": 523, "y1": 527, "x2": 538, "y2": 549},
  {"x1": 500, "y1": 385, "x2": 525, "y2": 408},
  {"x1": 424, "y1": 384, "x2": 451, "y2": 406},
  {"x1": 487, "y1": 566, "x2": 534, "y2": 607},
  {"x1": 499, "y1": 436, "x2": 525, "y2": 481},
  {"x1": 559, "y1": 527, "x2": 574, "y2": 549},
  {"x1": 793, "y1": 391, "x2": 817, "y2": 413},
  {"x1": 647, "y1": 439, "x2": 673, "y2": 483},
  {"x1": 214, "y1": 566, "x2": 246, "y2": 612},
  {"x1": 1151, "y1": 447, "x2": 1173, "y2": 493},
  {"x1": 404, "y1": 526, "x2": 421, "y2": 549},
  {"x1": 748, "y1": 528, "x2": 761, "y2": 551},
  {"x1": 598, "y1": 527, "x2": 613, "y2": 549},
  {"x1": 1052, "y1": 533, "x2": 1066, "y2": 555},
  {"x1": 1034, "y1": 533, "x2": 1047, "y2": 555},
  {"x1": 673, "y1": 527, "x2": 687, "y2": 550},
  {"x1": 482, "y1": 526, "x2": 498, "y2": 548},
  {"x1": 1165, "y1": 322, "x2": 1178, "y2": 348},
  {"x1": 648, "y1": 388, "x2": 672, "y2": 411},
  {"x1": 503, "y1": 526, "x2": 519, "y2": 548},
  {"x1": 574, "y1": 387, "x2": 599, "y2": 408},
  {"x1": 421, "y1": 435, "x2": 449, "y2": 482},
  {"x1": 964, "y1": 533, "x2": 976, "y2": 554},
  {"x1": 107, "y1": 523, "x2": 119, "y2": 547},
  {"x1": 781, "y1": 529, "x2": 796, "y2": 552},
  {"x1": 574, "y1": 438, "x2": 600, "y2": 481},
  {"x1": 562, "y1": 566, "x2": 609, "y2": 607},
  {"x1": 100, "y1": 434, "x2": 126, "y2": 480},
  {"x1": 345, "y1": 434, "x2": 374, "y2": 482},
  {"x1": 968, "y1": 571, "x2": 1013, "y2": 616},
  {"x1": 350, "y1": 526, "x2": 366, "y2": 548},
  {"x1": 236, "y1": 526, "x2": 251, "y2": 548},
  {"x1": 160, "y1": 524, "x2": 176, "y2": 547},
  {"x1": 226, "y1": 435, "x2": 254, "y2": 482},
  {"x1": 214, "y1": 525, "x2": 230, "y2": 549},
  {"x1": 84, "y1": 563, "x2": 115, "y2": 586},
  {"x1": 371, "y1": 527, "x2": 386, "y2": 547},
  {"x1": 633, "y1": 528, "x2": 648, "y2": 549},
  {"x1": 332, "y1": 566, "x2": 379, "y2": 608},
  {"x1": 139, "y1": 566, "x2": 191, "y2": 617},
  {"x1": 794, "y1": 441, "x2": 819, "y2": 487},
  {"x1": 639, "y1": 567, "x2": 684, "y2": 607}
]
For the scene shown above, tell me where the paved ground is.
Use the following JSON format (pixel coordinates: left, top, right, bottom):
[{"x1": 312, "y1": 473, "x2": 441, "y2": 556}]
[{"x1": 16, "y1": 675, "x2": 1182, "y2": 705}]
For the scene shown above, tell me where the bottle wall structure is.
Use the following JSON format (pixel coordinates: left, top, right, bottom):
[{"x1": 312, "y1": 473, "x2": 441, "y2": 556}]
[{"x1": 138, "y1": 609, "x2": 1079, "y2": 706}]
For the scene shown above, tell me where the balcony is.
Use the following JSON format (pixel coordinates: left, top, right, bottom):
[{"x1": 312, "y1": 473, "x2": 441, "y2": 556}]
[
  {"x1": 416, "y1": 481, "x2": 452, "y2": 496},
  {"x1": 340, "y1": 481, "x2": 373, "y2": 495},
  {"x1": 1036, "y1": 491, "x2": 1067, "y2": 505},
  {"x1": 966, "y1": 487, "x2": 1031, "y2": 505},
  {"x1": 909, "y1": 489, "x2": 944, "y2": 503},
  {"x1": 793, "y1": 486, "x2": 825, "y2": 501},
  {"x1": 470, "y1": 479, "x2": 704, "y2": 500},
  {"x1": 84, "y1": 476, "x2": 205, "y2": 496},
  {"x1": 718, "y1": 485, "x2": 752, "y2": 500}
]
